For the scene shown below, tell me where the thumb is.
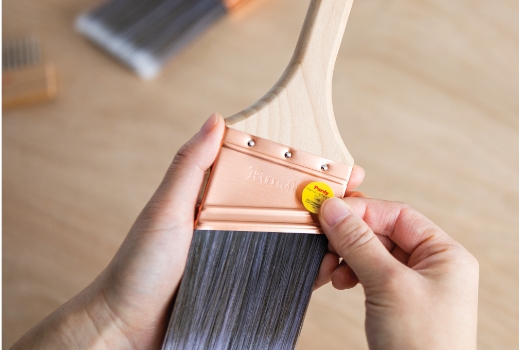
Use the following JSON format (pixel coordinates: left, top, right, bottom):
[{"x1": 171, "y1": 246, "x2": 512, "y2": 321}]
[
  {"x1": 148, "y1": 113, "x2": 225, "y2": 224},
  {"x1": 319, "y1": 197, "x2": 399, "y2": 288}
]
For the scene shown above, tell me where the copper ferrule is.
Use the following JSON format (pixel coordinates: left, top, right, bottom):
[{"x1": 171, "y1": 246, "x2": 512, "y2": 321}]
[{"x1": 195, "y1": 127, "x2": 352, "y2": 234}]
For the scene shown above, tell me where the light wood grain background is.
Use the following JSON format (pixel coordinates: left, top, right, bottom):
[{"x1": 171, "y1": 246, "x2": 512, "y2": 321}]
[{"x1": 3, "y1": 0, "x2": 519, "y2": 348}]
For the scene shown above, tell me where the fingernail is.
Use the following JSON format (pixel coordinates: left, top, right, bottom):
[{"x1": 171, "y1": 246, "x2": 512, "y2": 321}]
[
  {"x1": 321, "y1": 198, "x2": 350, "y2": 226},
  {"x1": 199, "y1": 113, "x2": 219, "y2": 134}
]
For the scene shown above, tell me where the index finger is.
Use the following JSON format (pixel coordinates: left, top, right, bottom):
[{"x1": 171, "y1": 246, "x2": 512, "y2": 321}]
[{"x1": 342, "y1": 197, "x2": 451, "y2": 256}]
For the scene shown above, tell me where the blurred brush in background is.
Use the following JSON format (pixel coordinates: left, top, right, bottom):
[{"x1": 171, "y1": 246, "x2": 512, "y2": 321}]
[
  {"x1": 2, "y1": 35, "x2": 57, "y2": 109},
  {"x1": 76, "y1": 0, "x2": 253, "y2": 79}
]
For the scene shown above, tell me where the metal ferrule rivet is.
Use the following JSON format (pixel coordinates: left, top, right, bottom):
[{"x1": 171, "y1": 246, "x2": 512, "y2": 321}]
[
  {"x1": 284, "y1": 151, "x2": 292, "y2": 159},
  {"x1": 321, "y1": 164, "x2": 329, "y2": 171},
  {"x1": 247, "y1": 140, "x2": 255, "y2": 147}
]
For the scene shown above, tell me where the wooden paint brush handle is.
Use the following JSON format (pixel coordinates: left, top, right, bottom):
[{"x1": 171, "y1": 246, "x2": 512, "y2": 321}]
[{"x1": 226, "y1": 0, "x2": 354, "y2": 166}]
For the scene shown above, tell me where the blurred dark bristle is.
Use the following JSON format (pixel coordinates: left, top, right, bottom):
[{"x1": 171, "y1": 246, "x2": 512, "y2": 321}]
[
  {"x1": 2, "y1": 36, "x2": 42, "y2": 71},
  {"x1": 76, "y1": 0, "x2": 227, "y2": 78},
  {"x1": 162, "y1": 230, "x2": 328, "y2": 350}
]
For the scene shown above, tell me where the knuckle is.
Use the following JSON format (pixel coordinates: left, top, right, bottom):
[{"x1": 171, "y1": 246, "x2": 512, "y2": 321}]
[
  {"x1": 460, "y1": 248, "x2": 480, "y2": 274},
  {"x1": 166, "y1": 138, "x2": 206, "y2": 178},
  {"x1": 398, "y1": 203, "x2": 415, "y2": 217},
  {"x1": 345, "y1": 191, "x2": 370, "y2": 198},
  {"x1": 172, "y1": 139, "x2": 196, "y2": 167},
  {"x1": 334, "y1": 216, "x2": 374, "y2": 253},
  {"x1": 470, "y1": 254, "x2": 480, "y2": 271},
  {"x1": 443, "y1": 242, "x2": 480, "y2": 280}
]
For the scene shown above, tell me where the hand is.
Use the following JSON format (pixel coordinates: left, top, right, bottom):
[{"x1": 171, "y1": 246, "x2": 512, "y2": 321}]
[
  {"x1": 316, "y1": 197, "x2": 479, "y2": 349},
  {"x1": 12, "y1": 113, "x2": 226, "y2": 349},
  {"x1": 11, "y1": 113, "x2": 365, "y2": 349}
]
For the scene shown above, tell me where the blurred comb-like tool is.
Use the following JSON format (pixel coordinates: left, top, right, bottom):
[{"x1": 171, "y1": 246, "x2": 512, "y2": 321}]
[
  {"x1": 2, "y1": 36, "x2": 57, "y2": 109},
  {"x1": 76, "y1": 0, "x2": 252, "y2": 79}
]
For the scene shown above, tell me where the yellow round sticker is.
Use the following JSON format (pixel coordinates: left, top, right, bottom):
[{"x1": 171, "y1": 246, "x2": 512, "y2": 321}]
[{"x1": 301, "y1": 182, "x2": 334, "y2": 214}]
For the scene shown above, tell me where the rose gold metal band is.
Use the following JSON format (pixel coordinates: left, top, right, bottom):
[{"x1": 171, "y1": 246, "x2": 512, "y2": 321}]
[{"x1": 195, "y1": 127, "x2": 352, "y2": 234}]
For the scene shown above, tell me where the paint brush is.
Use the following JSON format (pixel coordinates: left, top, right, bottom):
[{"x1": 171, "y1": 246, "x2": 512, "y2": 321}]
[
  {"x1": 2, "y1": 35, "x2": 57, "y2": 109},
  {"x1": 76, "y1": 0, "x2": 252, "y2": 79},
  {"x1": 162, "y1": 0, "x2": 355, "y2": 348}
]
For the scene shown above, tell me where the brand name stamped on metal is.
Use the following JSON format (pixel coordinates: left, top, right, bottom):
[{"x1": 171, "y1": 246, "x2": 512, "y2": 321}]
[{"x1": 247, "y1": 167, "x2": 296, "y2": 194}]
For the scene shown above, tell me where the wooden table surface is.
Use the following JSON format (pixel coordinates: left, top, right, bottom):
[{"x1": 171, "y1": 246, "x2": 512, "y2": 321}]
[{"x1": 3, "y1": 0, "x2": 519, "y2": 348}]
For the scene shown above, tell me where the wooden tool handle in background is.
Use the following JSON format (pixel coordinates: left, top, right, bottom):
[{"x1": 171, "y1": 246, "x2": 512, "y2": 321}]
[
  {"x1": 2, "y1": 64, "x2": 57, "y2": 109},
  {"x1": 226, "y1": 0, "x2": 354, "y2": 166}
]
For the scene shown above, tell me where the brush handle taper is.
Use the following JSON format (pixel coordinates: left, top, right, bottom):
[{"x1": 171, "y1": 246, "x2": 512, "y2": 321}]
[{"x1": 226, "y1": 0, "x2": 354, "y2": 166}]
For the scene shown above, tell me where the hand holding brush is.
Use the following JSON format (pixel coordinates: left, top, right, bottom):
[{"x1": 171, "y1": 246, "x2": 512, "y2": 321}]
[{"x1": 12, "y1": 114, "x2": 478, "y2": 350}]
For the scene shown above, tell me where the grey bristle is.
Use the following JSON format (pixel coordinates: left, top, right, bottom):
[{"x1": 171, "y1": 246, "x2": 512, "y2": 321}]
[
  {"x1": 162, "y1": 230, "x2": 328, "y2": 350},
  {"x1": 75, "y1": 0, "x2": 226, "y2": 78},
  {"x1": 2, "y1": 36, "x2": 42, "y2": 71}
]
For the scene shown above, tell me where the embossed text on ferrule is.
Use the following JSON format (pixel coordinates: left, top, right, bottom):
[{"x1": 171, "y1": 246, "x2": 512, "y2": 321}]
[{"x1": 247, "y1": 167, "x2": 296, "y2": 193}]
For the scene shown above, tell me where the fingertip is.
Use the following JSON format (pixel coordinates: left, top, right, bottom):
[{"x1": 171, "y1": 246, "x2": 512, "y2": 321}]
[
  {"x1": 344, "y1": 191, "x2": 371, "y2": 198},
  {"x1": 193, "y1": 113, "x2": 225, "y2": 163},
  {"x1": 199, "y1": 113, "x2": 219, "y2": 134},
  {"x1": 213, "y1": 112, "x2": 225, "y2": 127},
  {"x1": 341, "y1": 196, "x2": 368, "y2": 217},
  {"x1": 313, "y1": 252, "x2": 340, "y2": 290},
  {"x1": 320, "y1": 197, "x2": 352, "y2": 227},
  {"x1": 347, "y1": 165, "x2": 365, "y2": 190},
  {"x1": 331, "y1": 263, "x2": 359, "y2": 290},
  {"x1": 199, "y1": 112, "x2": 225, "y2": 135}
]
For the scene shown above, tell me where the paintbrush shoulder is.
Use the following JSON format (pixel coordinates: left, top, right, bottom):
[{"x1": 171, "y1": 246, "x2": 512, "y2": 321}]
[{"x1": 225, "y1": 0, "x2": 354, "y2": 166}]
